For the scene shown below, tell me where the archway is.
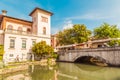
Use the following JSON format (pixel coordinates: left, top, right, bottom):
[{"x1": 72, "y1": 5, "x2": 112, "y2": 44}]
[{"x1": 74, "y1": 56, "x2": 108, "y2": 66}]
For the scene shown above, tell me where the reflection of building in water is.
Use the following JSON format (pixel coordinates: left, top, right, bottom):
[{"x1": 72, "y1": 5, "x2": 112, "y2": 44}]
[{"x1": 4, "y1": 73, "x2": 31, "y2": 80}]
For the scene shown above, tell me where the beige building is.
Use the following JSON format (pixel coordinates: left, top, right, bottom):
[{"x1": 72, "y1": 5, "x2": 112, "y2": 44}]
[
  {"x1": 51, "y1": 34, "x2": 58, "y2": 52},
  {"x1": 0, "y1": 8, "x2": 53, "y2": 62},
  {"x1": 56, "y1": 38, "x2": 120, "y2": 51}
]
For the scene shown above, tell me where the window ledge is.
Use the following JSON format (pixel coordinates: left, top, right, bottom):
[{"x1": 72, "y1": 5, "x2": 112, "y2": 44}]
[
  {"x1": 9, "y1": 48, "x2": 15, "y2": 50},
  {"x1": 21, "y1": 48, "x2": 26, "y2": 50}
]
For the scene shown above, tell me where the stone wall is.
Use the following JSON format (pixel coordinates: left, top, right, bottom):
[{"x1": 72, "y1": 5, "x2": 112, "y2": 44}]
[{"x1": 0, "y1": 65, "x2": 28, "y2": 74}]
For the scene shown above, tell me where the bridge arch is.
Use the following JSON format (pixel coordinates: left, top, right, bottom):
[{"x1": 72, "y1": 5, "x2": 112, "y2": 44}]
[{"x1": 74, "y1": 55, "x2": 108, "y2": 66}]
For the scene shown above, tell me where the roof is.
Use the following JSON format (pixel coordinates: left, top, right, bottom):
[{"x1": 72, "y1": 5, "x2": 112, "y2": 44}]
[
  {"x1": 92, "y1": 38, "x2": 120, "y2": 43},
  {"x1": 56, "y1": 38, "x2": 120, "y2": 49},
  {"x1": 29, "y1": 7, "x2": 53, "y2": 16},
  {"x1": 0, "y1": 15, "x2": 32, "y2": 29},
  {"x1": 0, "y1": 15, "x2": 3, "y2": 28},
  {"x1": 0, "y1": 15, "x2": 3, "y2": 23},
  {"x1": 56, "y1": 44, "x2": 76, "y2": 49},
  {"x1": 4, "y1": 15, "x2": 32, "y2": 23}
]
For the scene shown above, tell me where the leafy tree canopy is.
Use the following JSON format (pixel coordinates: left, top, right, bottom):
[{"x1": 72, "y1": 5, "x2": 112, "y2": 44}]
[
  {"x1": 0, "y1": 45, "x2": 4, "y2": 61},
  {"x1": 93, "y1": 23, "x2": 120, "y2": 39},
  {"x1": 32, "y1": 41, "x2": 54, "y2": 58},
  {"x1": 0, "y1": 45, "x2": 4, "y2": 56},
  {"x1": 93, "y1": 23, "x2": 120, "y2": 46},
  {"x1": 57, "y1": 24, "x2": 91, "y2": 45}
]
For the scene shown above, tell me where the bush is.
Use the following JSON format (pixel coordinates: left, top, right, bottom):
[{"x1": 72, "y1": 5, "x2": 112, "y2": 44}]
[
  {"x1": 0, "y1": 56, "x2": 3, "y2": 61},
  {"x1": 32, "y1": 41, "x2": 54, "y2": 59}
]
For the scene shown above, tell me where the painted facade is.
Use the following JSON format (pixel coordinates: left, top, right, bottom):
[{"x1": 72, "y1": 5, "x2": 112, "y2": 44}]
[
  {"x1": 0, "y1": 7, "x2": 53, "y2": 62},
  {"x1": 51, "y1": 34, "x2": 57, "y2": 52}
]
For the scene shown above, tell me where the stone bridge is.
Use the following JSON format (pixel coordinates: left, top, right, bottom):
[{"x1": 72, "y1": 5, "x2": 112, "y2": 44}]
[{"x1": 58, "y1": 47, "x2": 120, "y2": 66}]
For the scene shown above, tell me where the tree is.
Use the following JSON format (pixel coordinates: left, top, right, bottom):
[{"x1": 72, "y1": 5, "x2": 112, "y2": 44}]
[
  {"x1": 57, "y1": 24, "x2": 91, "y2": 45},
  {"x1": 32, "y1": 41, "x2": 54, "y2": 59},
  {"x1": 93, "y1": 23, "x2": 120, "y2": 46},
  {"x1": 0, "y1": 45, "x2": 4, "y2": 61},
  {"x1": 94, "y1": 23, "x2": 120, "y2": 39}
]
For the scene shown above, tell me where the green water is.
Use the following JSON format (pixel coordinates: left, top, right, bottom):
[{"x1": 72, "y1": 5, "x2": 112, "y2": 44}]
[{"x1": 1, "y1": 62, "x2": 120, "y2": 80}]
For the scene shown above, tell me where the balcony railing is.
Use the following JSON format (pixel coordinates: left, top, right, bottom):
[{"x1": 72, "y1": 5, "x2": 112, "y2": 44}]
[
  {"x1": 4, "y1": 28, "x2": 50, "y2": 37},
  {"x1": 4, "y1": 28, "x2": 33, "y2": 35}
]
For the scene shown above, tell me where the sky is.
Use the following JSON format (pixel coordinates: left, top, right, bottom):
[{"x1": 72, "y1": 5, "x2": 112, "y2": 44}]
[{"x1": 0, "y1": 0, "x2": 120, "y2": 34}]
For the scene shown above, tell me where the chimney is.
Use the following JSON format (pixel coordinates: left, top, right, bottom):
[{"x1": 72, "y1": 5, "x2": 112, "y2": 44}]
[{"x1": 2, "y1": 10, "x2": 7, "y2": 15}]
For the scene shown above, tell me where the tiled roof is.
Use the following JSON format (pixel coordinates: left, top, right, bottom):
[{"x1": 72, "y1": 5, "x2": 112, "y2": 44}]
[
  {"x1": 4, "y1": 15, "x2": 32, "y2": 23},
  {"x1": 29, "y1": 7, "x2": 53, "y2": 16},
  {"x1": 0, "y1": 14, "x2": 32, "y2": 29}
]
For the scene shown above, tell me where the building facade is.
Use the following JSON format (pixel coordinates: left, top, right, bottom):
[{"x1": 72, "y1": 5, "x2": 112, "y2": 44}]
[
  {"x1": 0, "y1": 8, "x2": 53, "y2": 62},
  {"x1": 51, "y1": 34, "x2": 57, "y2": 52}
]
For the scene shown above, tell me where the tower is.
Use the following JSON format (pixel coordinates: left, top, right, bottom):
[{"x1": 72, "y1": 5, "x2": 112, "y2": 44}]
[{"x1": 29, "y1": 7, "x2": 53, "y2": 38}]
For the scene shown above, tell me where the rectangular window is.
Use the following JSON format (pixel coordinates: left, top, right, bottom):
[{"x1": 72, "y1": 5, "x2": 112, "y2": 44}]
[
  {"x1": 22, "y1": 40, "x2": 26, "y2": 49},
  {"x1": 32, "y1": 40, "x2": 36, "y2": 46},
  {"x1": 10, "y1": 39, "x2": 15, "y2": 48},
  {"x1": 41, "y1": 16, "x2": 48, "y2": 23},
  {"x1": 9, "y1": 54, "x2": 14, "y2": 57}
]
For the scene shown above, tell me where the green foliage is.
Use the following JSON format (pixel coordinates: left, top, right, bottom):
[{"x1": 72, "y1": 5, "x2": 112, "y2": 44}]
[
  {"x1": 0, "y1": 61, "x2": 4, "y2": 69},
  {"x1": 93, "y1": 23, "x2": 120, "y2": 46},
  {"x1": 0, "y1": 56, "x2": 3, "y2": 61},
  {"x1": 107, "y1": 40, "x2": 120, "y2": 47},
  {"x1": 57, "y1": 24, "x2": 91, "y2": 45},
  {"x1": 0, "y1": 45, "x2": 4, "y2": 56},
  {"x1": 93, "y1": 23, "x2": 120, "y2": 39},
  {"x1": 0, "y1": 45, "x2": 4, "y2": 61},
  {"x1": 32, "y1": 41, "x2": 54, "y2": 59},
  {"x1": 51, "y1": 53, "x2": 58, "y2": 59}
]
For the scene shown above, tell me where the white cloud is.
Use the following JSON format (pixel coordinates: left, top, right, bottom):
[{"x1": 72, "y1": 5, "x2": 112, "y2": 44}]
[
  {"x1": 63, "y1": 20, "x2": 73, "y2": 29},
  {"x1": 66, "y1": 13, "x2": 115, "y2": 20},
  {"x1": 51, "y1": 19, "x2": 74, "y2": 34}
]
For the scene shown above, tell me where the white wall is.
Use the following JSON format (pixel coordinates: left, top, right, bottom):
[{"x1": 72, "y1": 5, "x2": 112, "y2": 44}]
[
  {"x1": 4, "y1": 33, "x2": 50, "y2": 62},
  {"x1": 3, "y1": 9, "x2": 52, "y2": 62}
]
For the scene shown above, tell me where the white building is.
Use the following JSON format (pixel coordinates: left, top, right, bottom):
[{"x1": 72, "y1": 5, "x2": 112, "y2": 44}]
[{"x1": 0, "y1": 7, "x2": 53, "y2": 62}]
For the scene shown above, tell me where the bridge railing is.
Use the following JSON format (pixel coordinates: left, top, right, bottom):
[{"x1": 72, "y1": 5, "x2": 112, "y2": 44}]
[{"x1": 57, "y1": 46, "x2": 120, "y2": 55}]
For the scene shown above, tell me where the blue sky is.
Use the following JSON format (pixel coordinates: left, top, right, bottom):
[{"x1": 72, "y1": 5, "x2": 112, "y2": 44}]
[{"x1": 0, "y1": 0, "x2": 120, "y2": 34}]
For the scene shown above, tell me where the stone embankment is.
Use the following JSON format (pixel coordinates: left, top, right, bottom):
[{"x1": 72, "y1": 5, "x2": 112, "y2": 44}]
[
  {"x1": 0, "y1": 59, "x2": 56, "y2": 74},
  {"x1": 0, "y1": 65, "x2": 28, "y2": 75}
]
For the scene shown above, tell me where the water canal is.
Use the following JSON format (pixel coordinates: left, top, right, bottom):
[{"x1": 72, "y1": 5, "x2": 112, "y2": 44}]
[{"x1": 1, "y1": 62, "x2": 120, "y2": 80}]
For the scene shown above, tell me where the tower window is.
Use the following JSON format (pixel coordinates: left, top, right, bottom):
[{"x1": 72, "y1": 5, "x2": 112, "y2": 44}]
[
  {"x1": 41, "y1": 16, "x2": 48, "y2": 23},
  {"x1": 43, "y1": 27, "x2": 46, "y2": 35},
  {"x1": 27, "y1": 28, "x2": 31, "y2": 34}
]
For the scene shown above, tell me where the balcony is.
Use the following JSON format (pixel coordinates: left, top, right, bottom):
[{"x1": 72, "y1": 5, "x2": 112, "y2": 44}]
[
  {"x1": 4, "y1": 28, "x2": 50, "y2": 38},
  {"x1": 4, "y1": 28, "x2": 33, "y2": 36}
]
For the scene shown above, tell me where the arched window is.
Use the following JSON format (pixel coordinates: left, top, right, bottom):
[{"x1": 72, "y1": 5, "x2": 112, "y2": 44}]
[
  {"x1": 43, "y1": 27, "x2": 46, "y2": 35},
  {"x1": 27, "y1": 28, "x2": 31, "y2": 34},
  {"x1": 17, "y1": 27, "x2": 22, "y2": 34},
  {"x1": 7, "y1": 25, "x2": 13, "y2": 32}
]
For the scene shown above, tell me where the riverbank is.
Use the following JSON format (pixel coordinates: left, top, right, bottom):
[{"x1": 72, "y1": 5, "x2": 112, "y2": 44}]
[{"x1": 0, "y1": 59, "x2": 56, "y2": 75}]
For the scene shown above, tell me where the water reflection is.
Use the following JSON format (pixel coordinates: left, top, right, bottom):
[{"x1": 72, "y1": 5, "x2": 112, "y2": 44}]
[{"x1": 1, "y1": 62, "x2": 120, "y2": 80}]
